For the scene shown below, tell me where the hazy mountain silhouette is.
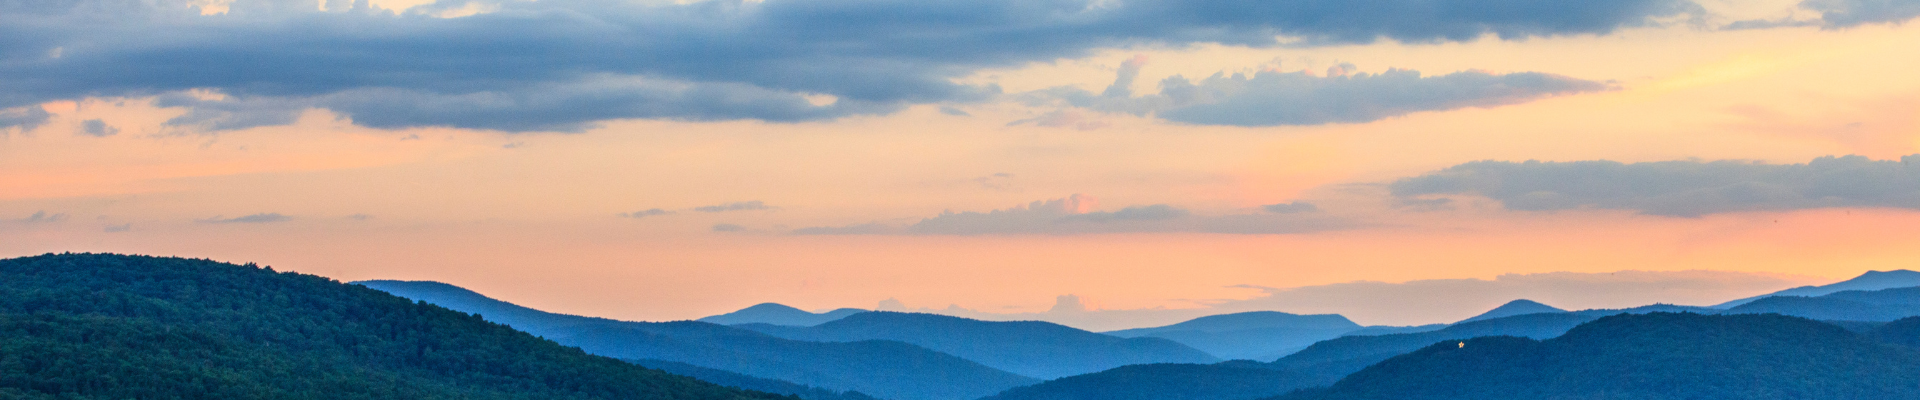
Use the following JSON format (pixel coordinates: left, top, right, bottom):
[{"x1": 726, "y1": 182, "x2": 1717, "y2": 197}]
[
  {"x1": 1722, "y1": 286, "x2": 1920, "y2": 321},
  {"x1": 358, "y1": 281, "x2": 1035, "y2": 400},
  {"x1": 734, "y1": 311, "x2": 1219, "y2": 379},
  {"x1": 0, "y1": 253, "x2": 788, "y2": 400},
  {"x1": 1103, "y1": 311, "x2": 1362, "y2": 361},
  {"x1": 1276, "y1": 313, "x2": 1920, "y2": 400},
  {"x1": 1457, "y1": 299, "x2": 1566, "y2": 323},
  {"x1": 699, "y1": 303, "x2": 867, "y2": 327},
  {"x1": 626, "y1": 359, "x2": 880, "y2": 400},
  {"x1": 1714, "y1": 269, "x2": 1920, "y2": 308},
  {"x1": 1336, "y1": 324, "x2": 1447, "y2": 337}
]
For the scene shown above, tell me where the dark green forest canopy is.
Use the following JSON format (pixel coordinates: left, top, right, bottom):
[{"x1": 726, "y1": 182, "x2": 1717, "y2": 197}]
[{"x1": 0, "y1": 253, "x2": 793, "y2": 400}]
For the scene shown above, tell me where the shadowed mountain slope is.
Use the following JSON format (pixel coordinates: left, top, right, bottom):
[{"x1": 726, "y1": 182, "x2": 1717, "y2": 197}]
[
  {"x1": 735, "y1": 312, "x2": 1219, "y2": 379},
  {"x1": 1714, "y1": 269, "x2": 1920, "y2": 308},
  {"x1": 1276, "y1": 313, "x2": 1920, "y2": 400},
  {"x1": 1269, "y1": 312, "x2": 1598, "y2": 383},
  {"x1": 1869, "y1": 316, "x2": 1920, "y2": 348},
  {"x1": 358, "y1": 280, "x2": 1034, "y2": 400},
  {"x1": 626, "y1": 359, "x2": 880, "y2": 400},
  {"x1": 983, "y1": 312, "x2": 1606, "y2": 400},
  {"x1": 1104, "y1": 311, "x2": 1362, "y2": 361},
  {"x1": 979, "y1": 363, "x2": 1321, "y2": 400},
  {"x1": 0, "y1": 253, "x2": 788, "y2": 400},
  {"x1": 698, "y1": 303, "x2": 866, "y2": 327}
]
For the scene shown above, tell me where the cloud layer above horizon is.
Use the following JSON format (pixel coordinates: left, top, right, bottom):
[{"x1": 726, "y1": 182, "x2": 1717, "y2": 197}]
[
  {"x1": 795, "y1": 195, "x2": 1353, "y2": 235},
  {"x1": 1393, "y1": 154, "x2": 1920, "y2": 217},
  {"x1": 1035, "y1": 60, "x2": 1611, "y2": 126},
  {"x1": 0, "y1": 0, "x2": 1704, "y2": 131},
  {"x1": 878, "y1": 269, "x2": 1817, "y2": 329}
]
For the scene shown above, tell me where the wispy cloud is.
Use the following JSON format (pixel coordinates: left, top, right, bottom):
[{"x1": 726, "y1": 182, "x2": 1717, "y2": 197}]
[
  {"x1": 198, "y1": 213, "x2": 293, "y2": 224},
  {"x1": 78, "y1": 119, "x2": 120, "y2": 137},
  {"x1": 1390, "y1": 154, "x2": 1920, "y2": 217},
  {"x1": 0, "y1": 106, "x2": 51, "y2": 133},
  {"x1": 694, "y1": 201, "x2": 772, "y2": 213},
  {"x1": 1033, "y1": 62, "x2": 1611, "y2": 126},
  {"x1": 1725, "y1": 0, "x2": 1920, "y2": 29},
  {"x1": 15, "y1": 211, "x2": 69, "y2": 223},
  {"x1": 795, "y1": 195, "x2": 1353, "y2": 235},
  {"x1": 618, "y1": 209, "x2": 674, "y2": 218}
]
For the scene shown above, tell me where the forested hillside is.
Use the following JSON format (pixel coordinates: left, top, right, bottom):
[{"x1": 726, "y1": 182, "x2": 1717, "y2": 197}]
[{"x1": 0, "y1": 253, "x2": 790, "y2": 400}]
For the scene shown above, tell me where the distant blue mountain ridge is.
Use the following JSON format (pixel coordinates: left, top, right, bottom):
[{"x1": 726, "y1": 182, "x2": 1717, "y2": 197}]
[
  {"x1": 358, "y1": 269, "x2": 1920, "y2": 400},
  {"x1": 356, "y1": 280, "x2": 1036, "y2": 400},
  {"x1": 1457, "y1": 299, "x2": 1566, "y2": 323},
  {"x1": 699, "y1": 303, "x2": 867, "y2": 326},
  {"x1": 1102, "y1": 311, "x2": 1362, "y2": 361},
  {"x1": 983, "y1": 273, "x2": 1920, "y2": 400},
  {"x1": 1713, "y1": 269, "x2": 1920, "y2": 308},
  {"x1": 735, "y1": 311, "x2": 1220, "y2": 379}
]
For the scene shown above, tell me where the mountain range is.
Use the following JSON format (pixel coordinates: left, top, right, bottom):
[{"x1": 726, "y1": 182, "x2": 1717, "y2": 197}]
[
  {"x1": 1102, "y1": 311, "x2": 1362, "y2": 361},
  {"x1": 983, "y1": 287, "x2": 1920, "y2": 400},
  {"x1": 734, "y1": 312, "x2": 1220, "y2": 379},
  {"x1": 12, "y1": 253, "x2": 1920, "y2": 400},
  {"x1": 358, "y1": 280, "x2": 1035, "y2": 400}
]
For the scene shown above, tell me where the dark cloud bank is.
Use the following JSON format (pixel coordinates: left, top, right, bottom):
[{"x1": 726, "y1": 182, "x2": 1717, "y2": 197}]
[
  {"x1": 0, "y1": 0, "x2": 1708, "y2": 131},
  {"x1": 1393, "y1": 154, "x2": 1920, "y2": 217}
]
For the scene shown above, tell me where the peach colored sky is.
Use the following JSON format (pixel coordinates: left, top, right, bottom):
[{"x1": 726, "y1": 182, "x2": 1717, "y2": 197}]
[{"x1": 3, "y1": 0, "x2": 1918, "y2": 326}]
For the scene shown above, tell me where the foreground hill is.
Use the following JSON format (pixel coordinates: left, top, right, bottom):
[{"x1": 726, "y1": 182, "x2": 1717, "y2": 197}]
[
  {"x1": 1279, "y1": 313, "x2": 1920, "y2": 400},
  {"x1": 1103, "y1": 311, "x2": 1361, "y2": 361},
  {"x1": 0, "y1": 253, "x2": 788, "y2": 400},
  {"x1": 735, "y1": 311, "x2": 1220, "y2": 379},
  {"x1": 698, "y1": 303, "x2": 866, "y2": 327},
  {"x1": 359, "y1": 280, "x2": 1034, "y2": 400}
]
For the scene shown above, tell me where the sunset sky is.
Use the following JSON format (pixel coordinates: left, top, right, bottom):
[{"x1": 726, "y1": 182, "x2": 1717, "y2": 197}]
[{"x1": 5, "y1": 0, "x2": 1920, "y2": 328}]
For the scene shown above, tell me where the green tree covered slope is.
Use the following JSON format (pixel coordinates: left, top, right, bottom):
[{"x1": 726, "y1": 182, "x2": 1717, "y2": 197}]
[{"x1": 0, "y1": 253, "x2": 792, "y2": 400}]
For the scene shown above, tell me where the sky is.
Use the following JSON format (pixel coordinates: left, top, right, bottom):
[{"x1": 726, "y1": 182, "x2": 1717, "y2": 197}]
[{"x1": 4, "y1": 0, "x2": 1920, "y2": 328}]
